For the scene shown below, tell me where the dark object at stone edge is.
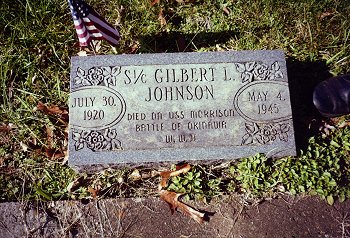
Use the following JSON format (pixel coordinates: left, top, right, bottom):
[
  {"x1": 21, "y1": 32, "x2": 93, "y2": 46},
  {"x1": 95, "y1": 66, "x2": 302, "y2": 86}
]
[{"x1": 313, "y1": 74, "x2": 350, "y2": 117}]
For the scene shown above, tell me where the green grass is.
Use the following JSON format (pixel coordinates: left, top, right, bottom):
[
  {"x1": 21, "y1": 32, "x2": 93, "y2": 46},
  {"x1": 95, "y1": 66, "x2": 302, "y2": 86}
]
[{"x1": 0, "y1": 0, "x2": 350, "y2": 203}]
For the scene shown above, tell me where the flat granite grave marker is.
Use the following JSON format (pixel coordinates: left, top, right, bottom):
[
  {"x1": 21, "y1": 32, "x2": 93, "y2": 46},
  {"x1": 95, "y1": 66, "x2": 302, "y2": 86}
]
[{"x1": 69, "y1": 50, "x2": 296, "y2": 168}]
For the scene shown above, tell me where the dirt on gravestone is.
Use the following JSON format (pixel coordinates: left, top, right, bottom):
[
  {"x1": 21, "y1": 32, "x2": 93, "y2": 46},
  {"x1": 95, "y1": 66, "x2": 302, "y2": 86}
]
[{"x1": 0, "y1": 195, "x2": 349, "y2": 238}]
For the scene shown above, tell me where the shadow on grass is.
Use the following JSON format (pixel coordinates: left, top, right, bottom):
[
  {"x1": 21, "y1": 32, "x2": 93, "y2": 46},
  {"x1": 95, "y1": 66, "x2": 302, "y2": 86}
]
[
  {"x1": 139, "y1": 30, "x2": 239, "y2": 53},
  {"x1": 287, "y1": 59, "x2": 332, "y2": 151}
]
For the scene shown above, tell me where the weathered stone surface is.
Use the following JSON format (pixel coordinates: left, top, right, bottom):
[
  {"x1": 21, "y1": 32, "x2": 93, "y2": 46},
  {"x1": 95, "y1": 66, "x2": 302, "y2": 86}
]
[
  {"x1": 0, "y1": 196, "x2": 348, "y2": 237},
  {"x1": 69, "y1": 50, "x2": 296, "y2": 167}
]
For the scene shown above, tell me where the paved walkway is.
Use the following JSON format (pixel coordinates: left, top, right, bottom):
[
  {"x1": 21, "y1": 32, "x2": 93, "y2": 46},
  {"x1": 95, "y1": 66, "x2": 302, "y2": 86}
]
[{"x1": 0, "y1": 196, "x2": 349, "y2": 238}]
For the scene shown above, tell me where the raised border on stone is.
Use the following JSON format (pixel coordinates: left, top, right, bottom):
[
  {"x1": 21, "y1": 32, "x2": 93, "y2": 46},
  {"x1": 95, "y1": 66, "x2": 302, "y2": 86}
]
[{"x1": 68, "y1": 50, "x2": 296, "y2": 171}]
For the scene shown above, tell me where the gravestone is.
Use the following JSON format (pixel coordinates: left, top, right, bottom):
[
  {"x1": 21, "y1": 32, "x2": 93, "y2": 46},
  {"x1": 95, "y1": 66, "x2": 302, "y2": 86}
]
[{"x1": 69, "y1": 50, "x2": 296, "y2": 168}]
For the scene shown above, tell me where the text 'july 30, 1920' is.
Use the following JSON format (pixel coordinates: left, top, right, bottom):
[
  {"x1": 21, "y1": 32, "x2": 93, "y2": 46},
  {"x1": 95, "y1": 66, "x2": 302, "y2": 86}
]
[{"x1": 69, "y1": 50, "x2": 296, "y2": 167}]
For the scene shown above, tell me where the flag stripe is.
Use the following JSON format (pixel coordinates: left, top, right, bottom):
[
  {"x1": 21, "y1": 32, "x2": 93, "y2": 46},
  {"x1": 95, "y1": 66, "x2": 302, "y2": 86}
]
[
  {"x1": 87, "y1": 20, "x2": 119, "y2": 45},
  {"x1": 68, "y1": 0, "x2": 120, "y2": 47},
  {"x1": 87, "y1": 14, "x2": 120, "y2": 38},
  {"x1": 96, "y1": 31, "x2": 119, "y2": 45}
]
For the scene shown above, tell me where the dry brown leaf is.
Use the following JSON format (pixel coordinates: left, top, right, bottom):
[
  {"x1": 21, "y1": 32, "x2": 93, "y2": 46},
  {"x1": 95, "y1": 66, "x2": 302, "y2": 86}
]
[
  {"x1": 8, "y1": 77, "x2": 14, "y2": 99},
  {"x1": 0, "y1": 123, "x2": 16, "y2": 132},
  {"x1": 44, "y1": 124, "x2": 66, "y2": 160},
  {"x1": 130, "y1": 44, "x2": 139, "y2": 54},
  {"x1": 37, "y1": 101, "x2": 64, "y2": 114},
  {"x1": 141, "y1": 170, "x2": 160, "y2": 179},
  {"x1": 117, "y1": 209, "x2": 126, "y2": 220},
  {"x1": 159, "y1": 163, "x2": 191, "y2": 189},
  {"x1": 46, "y1": 125, "x2": 54, "y2": 148},
  {"x1": 88, "y1": 187, "x2": 98, "y2": 199},
  {"x1": 151, "y1": 0, "x2": 160, "y2": 6},
  {"x1": 37, "y1": 101, "x2": 69, "y2": 123},
  {"x1": 338, "y1": 120, "x2": 350, "y2": 128},
  {"x1": 67, "y1": 176, "x2": 90, "y2": 193},
  {"x1": 45, "y1": 148, "x2": 65, "y2": 160},
  {"x1": 0, "y1": 124, "x2": 11, "y2": 133},
  {"x1": 319, "y1": 11, "x2": 334, "y2": 20},
  {"x1": 222, "y1": 6, "x2": 230, "y2": 15},
  {"x1": 62, "y1": 150, "x2": 69, "y2": 165},
  {"x1": 64, "y1": 126, "x2": 69, "y2": 146},
  {"x1": 39, "y1": 101, "x2": 67, "y2": 115},
  {"x1": 158, "y1": 8, "x2": 167, "y2": 27},
  {"x1": 159, "y1": 190, "x2": 207, "y2": 223},
  {"x1": 77, "y1": 50, "x2": 88, "y2": 56},
  {"x1": 129, "y1": 169, "x2": 141, "y2": 181},
  {"x1": 1, "y1": 166, "x2": 17, "y2": 175},
  {"x1": 160, "y1": 190, "x2": 181, "y2": 214},
  {"x1": 20, "y1": 142, "x2": 29, "y2": 152},
  {"x1": 117, "y1": 202, "x2": 127, "y2": 220},
  {"x1": 158, "y1": 164, "x2": 212, "y2": 223}
]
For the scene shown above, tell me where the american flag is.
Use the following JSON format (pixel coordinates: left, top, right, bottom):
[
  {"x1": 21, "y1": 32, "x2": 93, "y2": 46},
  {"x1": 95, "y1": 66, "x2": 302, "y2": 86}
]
[{"x1": 68, "y1": 0, "x2": 120, "y2": 47}]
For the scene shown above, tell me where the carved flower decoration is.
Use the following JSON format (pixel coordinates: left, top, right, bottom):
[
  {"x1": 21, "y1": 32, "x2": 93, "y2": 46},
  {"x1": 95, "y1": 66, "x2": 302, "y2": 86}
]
[
  {"x1": 72, "y1": 129, "x2": 123, "y2": 152},
  {"x1": 234, "y1": 61, "x2": 284, "y2": 83},
  {"x1": 278, "y1": 123, "x2": 290, "y2": 142},
  {"x1": 241, "y1": 122, "x2": 258, "y2": 145},
  {"x1": 241, "y1": 122, "x2": 290, "y2": 145},
  {"x1": 102, "y1": 66, "x2": 122, "y2": 86},
  {"x1": 260, "y1": 124, "x2": 278, "y2": 143},
  {"x1": 86, "y1": 131, "x2": 105, "y2": 150},
  {"x1": 74, "y1": 67, "x2": 91, "y2": 86},
  {"x1": 268, "y1": 62, "x2": 283, "y2": 80},
  {"x1": 235, "y1": 62, "x2": 256, "y2": 83},
  {"x1": 101, "y1": 128, "x2": 122, "y2": 150},
  {"x1": 72, "y1": 130, "x2": 91, "y2": 150},
  {"x1": 253, "y1": 63, "x2": 269, "y2": 81},
  {"x1": 74, "y1": 66, "x2": 122, "y2": 87},
  {"x1": 87, "y1": 67, "x2": 104, "y2": 85}
]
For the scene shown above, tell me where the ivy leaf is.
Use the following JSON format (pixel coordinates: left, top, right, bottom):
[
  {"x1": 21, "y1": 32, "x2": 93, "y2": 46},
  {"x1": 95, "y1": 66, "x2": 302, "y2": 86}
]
[
  {"x1": 326, "y1": 195, "x2": 334, "y2": 205},
  {"x1": 255, "y1": 134, "x2": 264, "y2": 144},
  {"x1": 280, "y1": 123, "x2": 290, "y2": 132},
  {"x1": 101, "y1": 140, "x2": 111, "y2": 150},
  {"x1": 330, "y1": 140, "x2": 340, "y2": 148}
]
